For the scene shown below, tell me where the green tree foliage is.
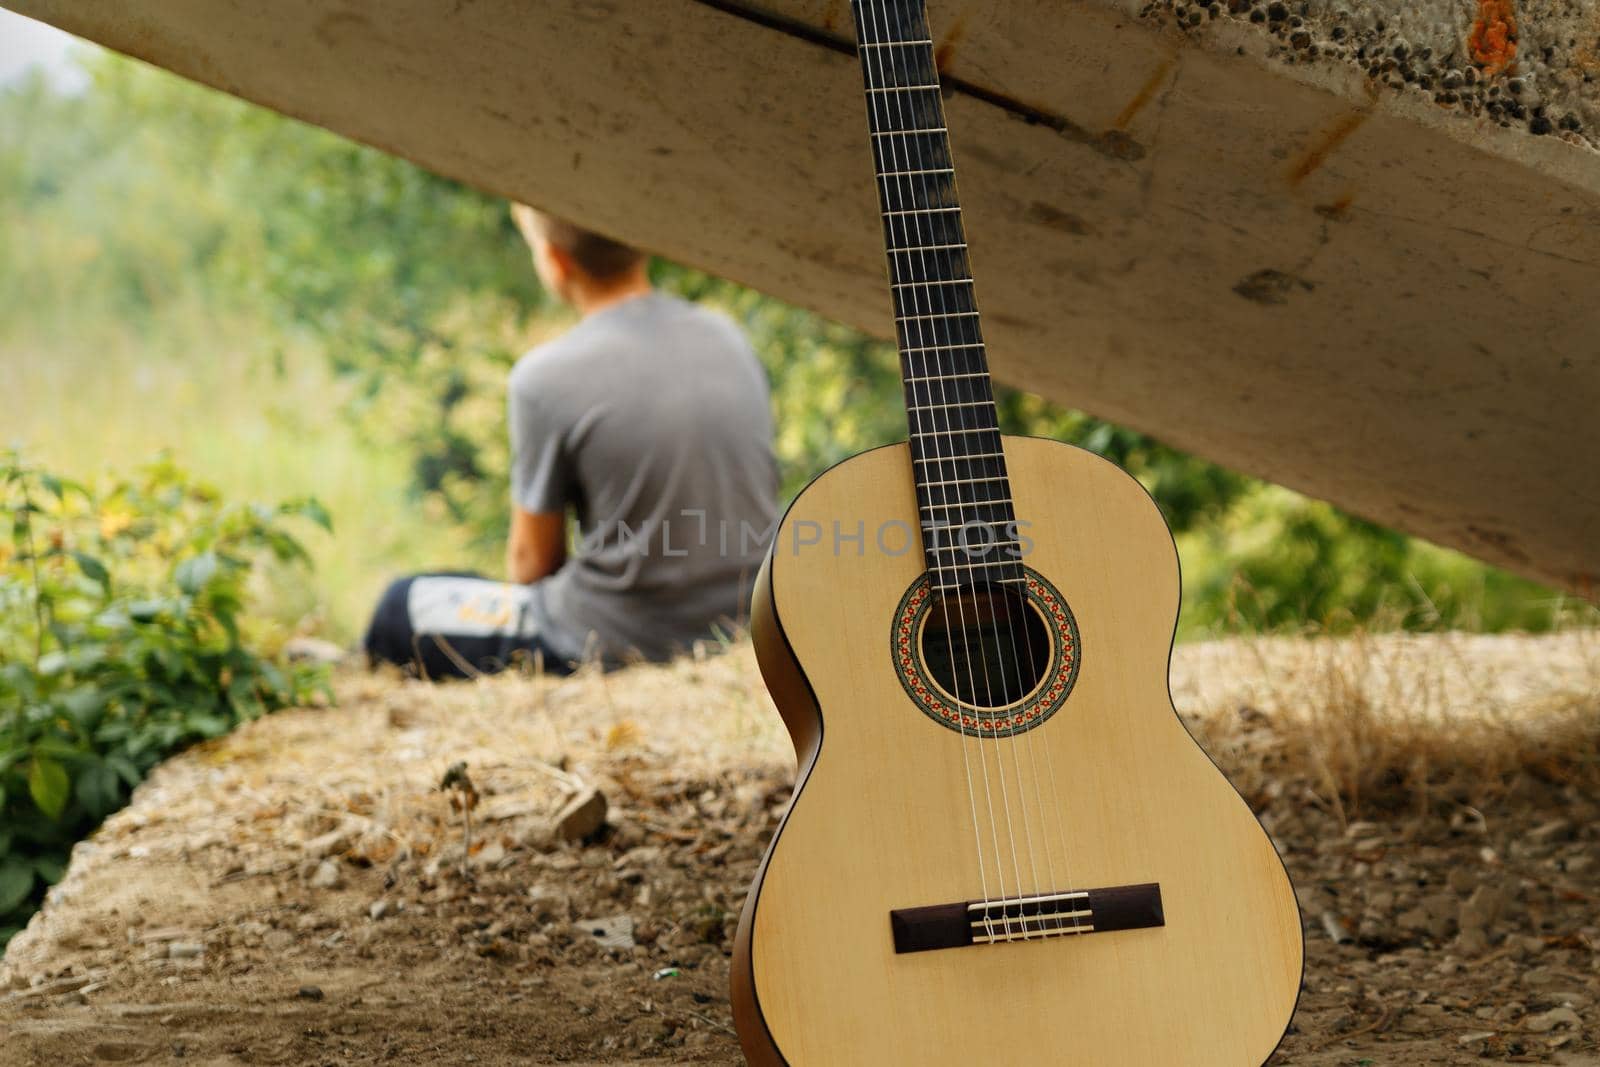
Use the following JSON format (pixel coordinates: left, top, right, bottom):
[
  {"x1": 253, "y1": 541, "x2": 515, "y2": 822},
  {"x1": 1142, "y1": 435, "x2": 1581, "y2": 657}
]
[
  {"x1": 0, "y1": 51, "x2": 1575, "y2": 637},
  {"x1": 0, "y1": 452, "x2": 330, "y2": 946}
]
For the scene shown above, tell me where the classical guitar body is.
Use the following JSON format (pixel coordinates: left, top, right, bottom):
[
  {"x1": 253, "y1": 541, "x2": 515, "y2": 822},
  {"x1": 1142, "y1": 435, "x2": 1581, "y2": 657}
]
[
  {"x1": 732, "y1": 439, "x2": 1302, "y2": 1065},
  {"x1": 733, "y1": 3, "x2": 1301, "y2": 1061}
]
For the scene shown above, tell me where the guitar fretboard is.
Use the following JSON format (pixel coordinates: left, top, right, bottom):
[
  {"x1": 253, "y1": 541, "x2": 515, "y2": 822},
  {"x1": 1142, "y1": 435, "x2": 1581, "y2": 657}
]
[{"x1": 850, "y1": 0, "x2": 1022, "y2": 591}]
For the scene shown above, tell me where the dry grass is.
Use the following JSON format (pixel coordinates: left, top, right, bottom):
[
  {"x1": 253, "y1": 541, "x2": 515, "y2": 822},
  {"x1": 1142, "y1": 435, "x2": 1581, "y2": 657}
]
[
  {"x1": 288, "y1": 628, "x2": 1600, "y2": 859},
  {"x1": 1177, "y1": 631, "x2": 1600, "y2": 825}
]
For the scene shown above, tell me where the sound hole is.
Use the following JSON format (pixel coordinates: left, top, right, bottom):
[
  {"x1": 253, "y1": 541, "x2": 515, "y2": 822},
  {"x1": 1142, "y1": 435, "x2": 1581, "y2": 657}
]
[{"x1": 919, "y1": 585, "x2": 1052, "y2": 710}]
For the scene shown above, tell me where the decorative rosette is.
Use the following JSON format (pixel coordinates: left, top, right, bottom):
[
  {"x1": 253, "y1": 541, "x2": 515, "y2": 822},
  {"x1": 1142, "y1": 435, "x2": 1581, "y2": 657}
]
[{"x1": 890, "y1": 568, "x2": 1080, "y2": 738}]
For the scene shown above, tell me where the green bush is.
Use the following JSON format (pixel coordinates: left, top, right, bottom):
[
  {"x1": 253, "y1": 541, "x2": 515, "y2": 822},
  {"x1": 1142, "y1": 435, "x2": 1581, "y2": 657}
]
[{"x1": 0, "y1": 452, "x2": 330, "y2": 947}]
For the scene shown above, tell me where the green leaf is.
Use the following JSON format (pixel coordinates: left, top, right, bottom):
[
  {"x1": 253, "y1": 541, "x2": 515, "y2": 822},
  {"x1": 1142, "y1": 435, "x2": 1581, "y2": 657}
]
[
  {"x1": 74, "y1": 762, "x2": 121, "y2": 819},
  {"x1": 31, "y1": 856, "x2": 66, "y2": 884},
  {"x1": 59, "y1": 687, "x2": 106, "y2": 731},
  {"x1": 175, "y1": 551, "x2": 218, "y2": 595},
  {"x1": 281, "y1": 497, "x2": 332, "y2": 532},
  {"x1": 27, "y1": 758, "x2": 70, "y2": 820},
  {"x1": 0, "y1": 861, "x2": 34, "y2": 916},
  {"x1": 70, "y1": 551, "x2": 110, "y2": 588},
  {"x1": 184, "y1": 712, "x2": 229, "y2": 738},
  {"x1": 106, "y1": 754, "x2": 142, "y2": 789}
]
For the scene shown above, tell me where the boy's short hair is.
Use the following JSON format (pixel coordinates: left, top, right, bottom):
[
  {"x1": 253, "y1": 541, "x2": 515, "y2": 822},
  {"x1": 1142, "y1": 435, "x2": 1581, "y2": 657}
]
[{"x1": 524, "y1": 210, "x2": 645, "y2": 282}]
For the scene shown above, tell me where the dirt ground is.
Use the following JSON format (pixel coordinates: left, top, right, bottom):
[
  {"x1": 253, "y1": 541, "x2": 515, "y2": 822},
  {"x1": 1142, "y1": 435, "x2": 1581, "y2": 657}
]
[{"x1": 2, "y1": 632, "x2": 1597, "y2": 1066}]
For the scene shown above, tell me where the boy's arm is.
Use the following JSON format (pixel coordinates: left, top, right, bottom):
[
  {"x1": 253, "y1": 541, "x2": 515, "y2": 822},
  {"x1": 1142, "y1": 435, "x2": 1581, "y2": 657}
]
[{"x1": 507, "y1": 506, "x2": 566, "y2": 585}]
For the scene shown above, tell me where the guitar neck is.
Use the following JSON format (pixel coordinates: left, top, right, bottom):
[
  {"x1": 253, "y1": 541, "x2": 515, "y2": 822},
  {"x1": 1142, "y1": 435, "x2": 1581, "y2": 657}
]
[{"x1": 850, "y1": 0, "x2": 1020, "y2": 589}]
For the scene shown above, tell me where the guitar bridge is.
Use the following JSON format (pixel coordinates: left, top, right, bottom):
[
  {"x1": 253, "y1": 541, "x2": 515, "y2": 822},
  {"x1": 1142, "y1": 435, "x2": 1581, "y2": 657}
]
[{"x1": 890, "y1": 882, "x2": 1163, "y2": 954}]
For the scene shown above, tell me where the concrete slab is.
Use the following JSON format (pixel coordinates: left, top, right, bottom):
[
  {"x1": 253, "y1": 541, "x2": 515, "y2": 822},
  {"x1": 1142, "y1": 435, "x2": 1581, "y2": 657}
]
[{"x1": 5, "y1": 0, "x2": 1597, "y2": 592}]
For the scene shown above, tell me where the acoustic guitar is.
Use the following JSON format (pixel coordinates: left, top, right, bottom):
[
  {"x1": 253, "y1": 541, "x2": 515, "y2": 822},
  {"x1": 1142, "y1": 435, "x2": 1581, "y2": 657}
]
[{"x1": 731, "y1": 1, "x2": 1304, "y2": 1063}]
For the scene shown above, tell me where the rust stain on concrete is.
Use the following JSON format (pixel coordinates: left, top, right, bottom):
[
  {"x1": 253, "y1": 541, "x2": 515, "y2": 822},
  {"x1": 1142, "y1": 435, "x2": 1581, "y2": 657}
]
[
  {"x1": 1113, "y1": 56, "x2": 1177, "y2": 130},
  {"x1": 934, "y1": 11, "x2": 969, "y2": 73},
  {"x1": 1288, "y1": 108, "x2": 1370, "y2": 186},
  {"x1": 1469, "y1": 0, "x2": 1519, "y2": 76},
  {"x1": 1314, "y1": 193, "x2": 1356, "y2": 220}
]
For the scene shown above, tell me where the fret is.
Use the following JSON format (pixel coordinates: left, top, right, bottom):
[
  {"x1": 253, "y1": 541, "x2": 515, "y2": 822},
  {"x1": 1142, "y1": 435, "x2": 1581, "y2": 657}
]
[
  {"x1": 884, "y1": 210, "x2": 964, "y2": 250},
  {"x1": 865, "y1": 83, "x2": 941, "y2": 93},
  {"x1": 901, "y1": 343, "x2": 984, "y2": 356},
  {"x1": 897, "y1": 314, "x2": 982, "y2": 351},
  {"x1": 884, "y1": 206, "x2": 961, "y2": 218},
  {"x1": 877, "y1": 167, "x2": 954, "y2": 178},
  {"x1": 920, "y1": 497, "x2": 1015, "y2": 511},
  {"x1": 921, "y1": 518, "x2": 1004, "y2": 534},
  {"x1": 906, "y1": 372, "x2": 988, "y2": 383},
  {"x1": 930, "y1": 557, "x2": 1024, "y2": 574},
  {"x1": 915, "y1": 450, "x2": 1005, "y2": 461},
  {"x1": 910, "y1": 427, "x2": 998, "y2": 439},
  {"x1": 873, "y1": 134, "x2": 952, "y2": 175},
  {"x1": 862, "y1": 88, "x2": 945, "y2": 131},
  {"x1": 918, "y1": 475, "x2": 1007, "y2": 489},
  {"x1": 910, "y1": 400, "x2": 996, "y2": 415},
  {"x1": 893, "y1": 285, "x2": 976, "y2": 320},
  {"x1": 898, "y1": 311, "x2": 978, "y2": 324},
  {"x1": 909, "y1": 439, "x2": 1004, "y2": 469},
  {"x1": 889, "y1": 243, "x2": 967, "y2": 255},
  {"x1": 906, "y1": 377, "x2": 990, "y2": 410},
  {"x1": 888, "y1": 248, "x2": 971, "y2": 289},
  {"x1": 893, "y1": 278, "x2": 973, "y2": 289},
  {"x1": 861, "y1": 38, "x2": 935, "y2": 47},
  {"x1": 873, "y1": 126, "x2": 948, "y2": 137},
  {"x1": 901, "y1": 350, "x2": 988, "y2": 380},
  {"x1": 926, "y1": 541, "x2": 1026, "y2": 558}
]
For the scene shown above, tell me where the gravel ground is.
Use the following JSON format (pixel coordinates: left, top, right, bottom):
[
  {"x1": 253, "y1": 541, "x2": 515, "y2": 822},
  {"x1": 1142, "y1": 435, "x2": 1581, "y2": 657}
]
[{"x1": 1, "y1": 632, "x2": 1596, "y2": 1065}]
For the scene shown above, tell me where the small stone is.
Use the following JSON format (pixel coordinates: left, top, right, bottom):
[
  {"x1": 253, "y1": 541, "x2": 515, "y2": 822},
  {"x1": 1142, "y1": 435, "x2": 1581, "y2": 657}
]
[
  {"x1": 1528, "y1": 819, "x2": 1573, "y2": 844},
  {"x1": 1460, "y1": 885, "x2": 1505, "y2": 931},
  {"x1": 1456, "y1": 927, "x2": 1489, "y2": 956},
  {"x1": 1320, "y1": 910, "x2": 1353, "y2": 944},
  {"x1": 1523, "y1": 1007, "x2": 1580, "y2": 1033},
  {"x1": 527, "y1": 885, "x2": 569, "y2": 923},
  {"x1": 296, "y1": 985, "x2": 325, "y2": 1001},
  {"x1": 1520, "y1": 967, "x2": 1561, "y2": 991},
  {"x1": 1421, "y1": 892, "x2": 1457, "y2": 938},
  {"x1": 1400, "y1": 907, "x2": 1439, "y2": 936},
  {"x1": 167, "y1": 942, "x2": 204, "y2": 960},
  {"x1": 474, "y1": 841, "x2": 507, "y2": 868},
  {"x1": 551, "y1": 787, "x2": 608, "y2": 843},
  {"x1": 368, "y1": 899, "x2": 391, "y2": 921},
  {"x1": 309, "y1": 860, "x2": 341, "y2": 890},
  {"x1": 303, "y1": 827, "x2": 352, "y2": 860}
]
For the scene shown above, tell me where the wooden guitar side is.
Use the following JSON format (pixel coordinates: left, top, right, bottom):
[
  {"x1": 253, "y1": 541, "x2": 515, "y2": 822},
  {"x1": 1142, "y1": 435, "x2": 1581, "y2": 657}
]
[{"x1": 732, "y1": 436, "x2": 1303, "y2": 1066}]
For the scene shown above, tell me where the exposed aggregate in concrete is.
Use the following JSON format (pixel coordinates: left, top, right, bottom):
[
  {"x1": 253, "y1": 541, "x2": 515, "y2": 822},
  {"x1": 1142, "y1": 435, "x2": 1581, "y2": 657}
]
[{"x1": 1136, "y1": 0, "x2": 1600, "y2": 151}]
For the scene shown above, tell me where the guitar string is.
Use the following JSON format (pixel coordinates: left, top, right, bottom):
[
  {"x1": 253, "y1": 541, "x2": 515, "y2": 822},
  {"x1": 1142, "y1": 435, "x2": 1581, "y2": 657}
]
[
  {"x1": 866, "y1": 0, "x2": 1029, "y2": 939},
  {"x1": 890, "y1": 0, "x2": 1049, "y2": 938},
  {"x1": 862, "y1": 0, "x2": 1017, "y2": 935},
  {"x1": 855, "y1": 0, "x2": 1003, "y2": 935},
  {"x1": 866, "y1": 0, "x2": 1032, "y2": 938},
  {"x1": 878, "y1": 0, "x2": 1063, "y2": 939}
]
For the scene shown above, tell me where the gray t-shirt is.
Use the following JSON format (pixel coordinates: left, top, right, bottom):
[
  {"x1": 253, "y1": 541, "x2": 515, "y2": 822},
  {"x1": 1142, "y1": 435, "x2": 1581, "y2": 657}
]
[{"x1": 508, "y1": 292, "x2": 778, "y2": 662}]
